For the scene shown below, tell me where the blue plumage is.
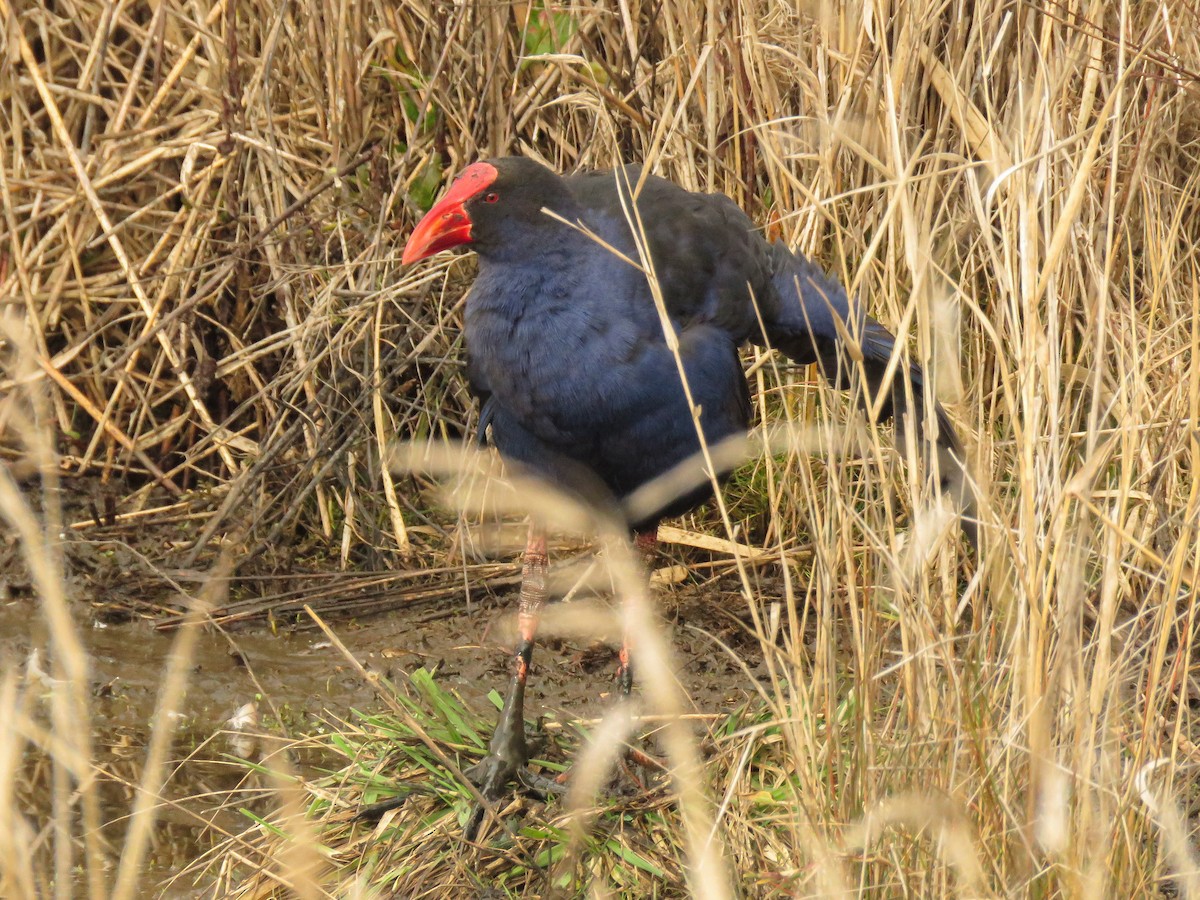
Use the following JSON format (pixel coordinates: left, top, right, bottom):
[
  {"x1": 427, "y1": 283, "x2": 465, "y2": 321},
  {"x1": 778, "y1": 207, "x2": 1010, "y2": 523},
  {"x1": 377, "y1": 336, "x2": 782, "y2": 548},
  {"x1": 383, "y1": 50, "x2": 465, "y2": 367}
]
[{"x1": 454, "y1": 158, "x2": 974, "y2": 544}]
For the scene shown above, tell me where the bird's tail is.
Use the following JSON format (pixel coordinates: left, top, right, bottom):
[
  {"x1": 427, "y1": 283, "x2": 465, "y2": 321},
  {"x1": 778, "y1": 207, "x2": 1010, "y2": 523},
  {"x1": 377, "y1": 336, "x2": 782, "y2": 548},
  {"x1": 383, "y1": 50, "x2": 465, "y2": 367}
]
[{"x1": 760, "y1": 241, "x2": 979, "y2": 550}]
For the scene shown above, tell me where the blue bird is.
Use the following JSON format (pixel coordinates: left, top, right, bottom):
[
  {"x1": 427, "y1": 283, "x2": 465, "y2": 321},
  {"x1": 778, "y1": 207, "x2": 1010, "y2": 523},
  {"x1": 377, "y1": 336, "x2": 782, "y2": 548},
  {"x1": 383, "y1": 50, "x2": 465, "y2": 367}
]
[{"x1": 403, "y1": 157, "x2": 976, "y2": 827}]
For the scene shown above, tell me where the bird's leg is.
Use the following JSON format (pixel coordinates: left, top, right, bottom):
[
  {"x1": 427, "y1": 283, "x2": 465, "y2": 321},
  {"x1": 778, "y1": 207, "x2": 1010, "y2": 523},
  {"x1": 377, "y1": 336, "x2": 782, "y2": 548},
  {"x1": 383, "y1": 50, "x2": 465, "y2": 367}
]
[
  {"x1": 614, "y1": 526, "x2": 670, "y2": 779},
  {"x1": 501, "y1": 525, "x2": 667, "y2": 806},
  {"x1": 465, "y1": 526, "x2": 550, "y2": 835},
  {"x1": 617, "y1": 527, "x2": 659, "y2": 697},
  {"x1": 497, "y1": 527, "x2": 547, "y2": 763}
]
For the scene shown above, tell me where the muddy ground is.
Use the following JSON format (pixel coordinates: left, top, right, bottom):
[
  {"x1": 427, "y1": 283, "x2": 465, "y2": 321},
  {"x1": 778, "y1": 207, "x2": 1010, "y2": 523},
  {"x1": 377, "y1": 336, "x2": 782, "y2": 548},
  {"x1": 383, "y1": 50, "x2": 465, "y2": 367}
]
[{"x1": 2, "y1": 475, "x2": 781, "y2": 896}]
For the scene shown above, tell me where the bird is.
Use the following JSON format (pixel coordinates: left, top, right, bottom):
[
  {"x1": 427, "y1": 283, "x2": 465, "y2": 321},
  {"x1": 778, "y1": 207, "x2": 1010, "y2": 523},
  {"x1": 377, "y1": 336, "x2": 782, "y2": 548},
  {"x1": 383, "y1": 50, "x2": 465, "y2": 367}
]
[{"x1": 402, "y1": 156, "x2": 976, "y2": 825}]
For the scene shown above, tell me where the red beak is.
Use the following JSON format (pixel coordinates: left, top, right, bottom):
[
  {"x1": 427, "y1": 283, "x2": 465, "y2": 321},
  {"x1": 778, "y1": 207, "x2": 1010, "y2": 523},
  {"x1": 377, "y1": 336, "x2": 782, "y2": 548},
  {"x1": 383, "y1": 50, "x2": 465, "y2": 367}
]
[{"x1": 402, "y1": 162, "x2": 499, "y2": 265}]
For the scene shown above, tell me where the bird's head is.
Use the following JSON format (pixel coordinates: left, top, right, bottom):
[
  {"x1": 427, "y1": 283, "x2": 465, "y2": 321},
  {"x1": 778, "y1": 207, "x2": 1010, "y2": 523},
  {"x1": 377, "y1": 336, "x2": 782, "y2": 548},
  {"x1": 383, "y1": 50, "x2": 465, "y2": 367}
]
[{"x1": 402, "y1": 157, "x2": 574, "y2": 265}]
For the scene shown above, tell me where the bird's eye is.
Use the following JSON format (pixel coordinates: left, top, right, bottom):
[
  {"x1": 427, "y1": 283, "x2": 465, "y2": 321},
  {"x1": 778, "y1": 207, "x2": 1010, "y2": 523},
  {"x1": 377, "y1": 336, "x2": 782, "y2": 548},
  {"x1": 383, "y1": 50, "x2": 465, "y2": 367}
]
[{"x1": 484, "y1": 192, "x2": 499, "y2": 203}]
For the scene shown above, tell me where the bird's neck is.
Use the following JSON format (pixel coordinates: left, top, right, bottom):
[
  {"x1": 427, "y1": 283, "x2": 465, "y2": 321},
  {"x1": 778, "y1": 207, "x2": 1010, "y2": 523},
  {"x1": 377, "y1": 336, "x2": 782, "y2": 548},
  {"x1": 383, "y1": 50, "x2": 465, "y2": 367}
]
[{"x1": 468, "y1": 254, "x2": 583, "y2": 317}]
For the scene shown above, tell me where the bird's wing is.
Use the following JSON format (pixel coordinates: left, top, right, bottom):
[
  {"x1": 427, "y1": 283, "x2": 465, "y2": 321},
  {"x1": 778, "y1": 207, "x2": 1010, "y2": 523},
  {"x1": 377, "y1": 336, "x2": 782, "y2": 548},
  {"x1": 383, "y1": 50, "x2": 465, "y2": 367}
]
[
  {"x1": 761, "y1": 240, "x2": 978, "y2": 548},
  {"x1": 559, "y1": 166, "x2": 977, "y2": 545},
  {"x1": 465, "y1": 353, "x2": 496, "y2": 446}
]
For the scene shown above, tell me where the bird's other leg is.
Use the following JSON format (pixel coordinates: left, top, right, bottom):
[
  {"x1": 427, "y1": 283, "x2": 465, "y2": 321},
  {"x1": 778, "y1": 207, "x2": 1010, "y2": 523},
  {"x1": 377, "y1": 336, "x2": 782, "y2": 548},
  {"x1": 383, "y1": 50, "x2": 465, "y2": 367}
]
[
  {"x1": 614, "y1": 526, "x2": 669, "y2": 779},
  {"x1": 617, "y1": 526, "x2": 659, "y2": 697},
  {"x1": 465, "y1": 525, "x2": 548, "y2": 833}
]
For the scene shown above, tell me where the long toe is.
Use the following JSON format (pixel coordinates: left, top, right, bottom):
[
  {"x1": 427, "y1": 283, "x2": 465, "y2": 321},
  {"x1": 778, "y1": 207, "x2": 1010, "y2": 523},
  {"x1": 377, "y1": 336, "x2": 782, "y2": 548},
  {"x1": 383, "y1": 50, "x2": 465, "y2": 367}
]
[
  {"x1": 463, "y1": 751, "x2": 526, "y2": 841},
  {"x1": 354, "y1": 783, "x2": 438, "y2": 822},
  {"x1": 517, "y1": 766, "x2": 570, "y2": 798}
]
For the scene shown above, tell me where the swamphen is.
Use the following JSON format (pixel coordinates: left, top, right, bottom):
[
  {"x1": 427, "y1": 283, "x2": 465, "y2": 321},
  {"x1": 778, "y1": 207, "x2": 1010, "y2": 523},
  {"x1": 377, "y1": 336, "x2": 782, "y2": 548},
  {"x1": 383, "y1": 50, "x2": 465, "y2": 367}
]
[{"x1": 402, "y1": 157, "x2": 976, "y2": 823}]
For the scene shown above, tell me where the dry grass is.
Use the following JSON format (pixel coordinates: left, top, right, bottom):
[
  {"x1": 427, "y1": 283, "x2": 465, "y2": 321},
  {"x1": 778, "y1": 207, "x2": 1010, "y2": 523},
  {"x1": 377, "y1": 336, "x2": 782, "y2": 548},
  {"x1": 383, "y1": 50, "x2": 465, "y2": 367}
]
[{"x1": 4, "y1": 0, "x2": 1200, "y2": 896}]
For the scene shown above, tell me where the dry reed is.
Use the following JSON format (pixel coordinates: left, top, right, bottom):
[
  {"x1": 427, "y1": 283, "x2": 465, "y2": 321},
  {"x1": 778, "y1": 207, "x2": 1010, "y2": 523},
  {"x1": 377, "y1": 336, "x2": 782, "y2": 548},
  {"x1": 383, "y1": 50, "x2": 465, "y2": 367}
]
[{"x1": 3, "y1": 0, "x2": 1200, "y2": 896}]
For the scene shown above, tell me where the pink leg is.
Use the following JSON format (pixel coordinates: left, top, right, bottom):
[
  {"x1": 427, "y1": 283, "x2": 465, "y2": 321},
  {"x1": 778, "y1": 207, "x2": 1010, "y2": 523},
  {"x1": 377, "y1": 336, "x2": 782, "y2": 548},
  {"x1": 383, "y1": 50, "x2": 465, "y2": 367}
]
[{"x1": 464, "y1": 525, "x2": 550, "y2": 838}]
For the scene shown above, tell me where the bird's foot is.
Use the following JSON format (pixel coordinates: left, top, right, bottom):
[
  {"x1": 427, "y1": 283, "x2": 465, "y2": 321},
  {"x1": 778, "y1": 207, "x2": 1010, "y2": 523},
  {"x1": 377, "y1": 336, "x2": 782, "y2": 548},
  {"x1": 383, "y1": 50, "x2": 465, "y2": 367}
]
[
  {"x1": 464, "y1": 750, "x2": 524, "y2": 803},
  {"x1": 540, "y1": 742, "x2": 665, "y2": 799},
  {"x1": 462, "y1": 739, "x2": 666, "y2": 839},
  {"x1": 462, "y1": 750, "x2": 521, "y2": 842},
  {"x1": 463, "y1": 751, "x2": 567, "y2": 841}
]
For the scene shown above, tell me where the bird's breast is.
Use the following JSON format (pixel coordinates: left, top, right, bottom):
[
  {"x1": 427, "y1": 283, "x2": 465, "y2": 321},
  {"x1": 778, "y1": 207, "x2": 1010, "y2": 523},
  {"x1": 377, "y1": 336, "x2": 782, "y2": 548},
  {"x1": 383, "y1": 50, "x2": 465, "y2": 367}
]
[{"x1": 465, "y1": 273, "x2": 651, "y2": 444}]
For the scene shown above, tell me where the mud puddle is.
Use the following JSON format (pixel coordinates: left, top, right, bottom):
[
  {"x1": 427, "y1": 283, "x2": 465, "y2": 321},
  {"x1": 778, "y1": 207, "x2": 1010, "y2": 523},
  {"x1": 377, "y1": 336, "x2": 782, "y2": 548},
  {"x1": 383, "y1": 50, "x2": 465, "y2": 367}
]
[{"x1": 3, "y1": 556, "x2": 776, "y2": 897}]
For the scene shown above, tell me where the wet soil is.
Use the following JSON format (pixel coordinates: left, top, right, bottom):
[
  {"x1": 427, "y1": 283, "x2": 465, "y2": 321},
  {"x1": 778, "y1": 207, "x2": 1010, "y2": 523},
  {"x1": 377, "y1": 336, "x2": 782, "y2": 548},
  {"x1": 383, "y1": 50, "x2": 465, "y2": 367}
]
[{"x1": 2, "y1": 483, "x2": 780, "y2": 897}]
